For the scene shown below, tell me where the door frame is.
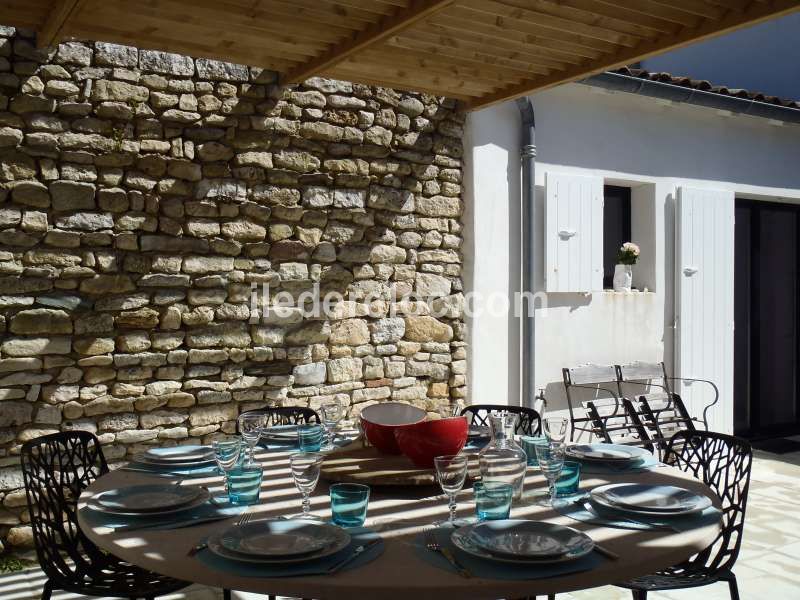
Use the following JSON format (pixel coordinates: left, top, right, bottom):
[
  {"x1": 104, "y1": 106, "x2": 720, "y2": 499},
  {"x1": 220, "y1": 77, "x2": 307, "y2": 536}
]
[{"x1": 735, "y1": 197, "x2": 800, "y2": 438}]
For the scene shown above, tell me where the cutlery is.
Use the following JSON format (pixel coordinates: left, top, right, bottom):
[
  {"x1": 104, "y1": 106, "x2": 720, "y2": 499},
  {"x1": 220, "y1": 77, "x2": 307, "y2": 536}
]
[
  {"x1": 576, "y1": 498, "x2": 679, "y2": 532},
  {"x1": 326, "y1": 538, "x2": 381, "y2": 574},
  {"x1": 425, "y1": 531, "x2": 471, "y2": 578},
  {"x1": 593, "y1": 543, "x2": 619, "y2": 560},
  {"x1": 187, "y1": 509, "x2": 251, "y2": 556},
  {"x1": 116, "y1": 514, "x2": 234, "y2": 533}
]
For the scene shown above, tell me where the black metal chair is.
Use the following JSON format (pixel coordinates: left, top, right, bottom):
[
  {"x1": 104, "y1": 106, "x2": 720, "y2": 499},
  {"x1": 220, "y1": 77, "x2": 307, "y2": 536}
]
[
  {"x1": 460, "y1": 404, "x2": 542, "y2": 436},
  {"x1": 616, "y1": 430, "x2": 753, "y2": 600},
  {"x1": 236, "y1": 406, "x2": 320, "y2": 433},
  {"x1": 563, "y1": 365, "x2": 653, "y2": 451},
  {"x1": 20, "y1": 431, "x2": 193, "y2": 600}
]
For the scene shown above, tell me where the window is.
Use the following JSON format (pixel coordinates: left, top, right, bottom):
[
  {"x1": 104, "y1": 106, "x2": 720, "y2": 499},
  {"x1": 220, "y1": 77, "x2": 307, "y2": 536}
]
[{"x1": 603, "y1": 185, "x2": 631, "y2": 289}]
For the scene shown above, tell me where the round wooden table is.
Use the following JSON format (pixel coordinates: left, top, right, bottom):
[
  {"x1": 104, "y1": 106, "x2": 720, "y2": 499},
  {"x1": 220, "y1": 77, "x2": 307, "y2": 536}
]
[{"x1": 78, "y1": 446, "x2": 721, "y2": 600}]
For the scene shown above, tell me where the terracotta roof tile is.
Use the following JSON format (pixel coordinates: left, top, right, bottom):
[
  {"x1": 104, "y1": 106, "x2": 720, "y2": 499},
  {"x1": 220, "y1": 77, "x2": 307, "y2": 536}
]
[{"x1": 612, "y1": 67, "x2": 800, "y2": 110}]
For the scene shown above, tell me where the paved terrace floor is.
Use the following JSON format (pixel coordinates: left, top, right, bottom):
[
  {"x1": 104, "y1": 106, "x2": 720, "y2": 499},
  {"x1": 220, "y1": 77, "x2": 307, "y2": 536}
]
[{"x1": 2, "y1": 449, "x2": 798, "y2": 600}]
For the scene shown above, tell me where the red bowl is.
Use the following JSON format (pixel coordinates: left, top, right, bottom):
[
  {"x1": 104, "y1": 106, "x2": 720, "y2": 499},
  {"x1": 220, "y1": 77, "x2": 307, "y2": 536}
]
[
  {"x1": 394, "y1": 416, "x2": 469, "y2": 468},
  {"x1": 360, "y1": 402, "x2": 427, "y2": 454}
]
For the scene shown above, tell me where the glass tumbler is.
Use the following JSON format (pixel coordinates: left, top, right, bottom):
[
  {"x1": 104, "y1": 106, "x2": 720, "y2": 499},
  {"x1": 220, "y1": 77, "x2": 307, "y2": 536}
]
[
  {"x1": 330, "y1": 483, "x2": 370, "y2": 528},
  {"x1": 226, "y1": 464, "x2": 263, "y2": 505},
  {"x1": 473, "y1": 481, "x2": 514, "y2": 521}
]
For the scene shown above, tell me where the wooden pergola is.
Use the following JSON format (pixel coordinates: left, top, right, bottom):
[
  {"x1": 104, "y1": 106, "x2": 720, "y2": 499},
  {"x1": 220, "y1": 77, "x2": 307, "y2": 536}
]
[{"x1": 2, "y1": 0, "x2": 799, "y2": 110}]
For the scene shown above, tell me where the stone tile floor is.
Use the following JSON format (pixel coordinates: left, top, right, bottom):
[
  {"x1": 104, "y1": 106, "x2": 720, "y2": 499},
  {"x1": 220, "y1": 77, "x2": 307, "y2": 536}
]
[{"x1": 2, "y1": 449, "x2": 798, "y2": 600}]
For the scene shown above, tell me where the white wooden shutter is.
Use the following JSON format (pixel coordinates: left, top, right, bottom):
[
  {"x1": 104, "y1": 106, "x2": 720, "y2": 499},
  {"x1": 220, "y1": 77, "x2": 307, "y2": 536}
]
[
  {"x1": 675, "y1": 186, "x2": 735, "y2": 433},
  {"x1": 544, "y1": 172, "x2": 603, "y2": 292}
]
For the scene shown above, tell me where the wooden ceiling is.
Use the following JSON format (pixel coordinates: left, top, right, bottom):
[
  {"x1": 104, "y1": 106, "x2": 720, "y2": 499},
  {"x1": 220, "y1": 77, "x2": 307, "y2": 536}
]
[{"x1": 2, "y1": 0, "x2": 799, "y2": 110}]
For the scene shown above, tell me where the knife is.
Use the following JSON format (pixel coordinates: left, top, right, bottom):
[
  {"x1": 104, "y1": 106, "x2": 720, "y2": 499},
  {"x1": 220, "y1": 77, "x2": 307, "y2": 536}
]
[
  {"x1": 115, "y1": 514, "x2": 234, "y2": 533},
  {"x1": 326, "y1": 538, "x2": 381, "y2": 574}
]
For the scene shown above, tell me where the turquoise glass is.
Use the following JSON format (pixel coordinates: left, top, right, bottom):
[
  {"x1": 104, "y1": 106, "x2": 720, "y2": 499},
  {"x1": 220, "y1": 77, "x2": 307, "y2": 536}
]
[
  {"x1": 298, "y1": 425, "x2": 324, "y2": 452},
  {"x1": 555, "y1": 461, "x2": 581, "y2": 497},
  {"x1": 226, "y1": 464, "x2": 263, "y2": 505},
  {"x1": 330, "y1": 483, "x2": 370, "y2": 528},
  {"x1": 473, "y1": 481, "x2": 513, "y2": 521},
  {"x1": 520, "y1": 435, "x2": 548, "y2": 466}
]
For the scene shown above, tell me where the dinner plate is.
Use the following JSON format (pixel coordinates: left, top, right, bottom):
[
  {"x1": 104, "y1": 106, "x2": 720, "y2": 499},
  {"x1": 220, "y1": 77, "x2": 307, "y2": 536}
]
[
  {"x1": 219, "y1": 519, "x2": 349, "y2": 558},
  {"x1": 88, "y1": 486, "x2": 210, "y2": 516},
  {"x1": 468, "y1": 425, "x2": 490, "y2": 439},
  {"x1": 468, "y1": 520, "x2": 578, "y2": 559},
  {"x1": 566, "y1": 444, "x2": 647, "y2": 463},
  {"x1": 143, "y1": 445, "x2": 214, "y2": 463},
  {"x1": 451, "y1": 520, "x2": 594, "y2": 564},
  {"x1": 261, "y1": 425, "x2": 300, "y2": 441},
  {"x1": 590, "y1": 483, "x2": 712, "y2": 516},
  {"x1": 94, "y1": 484, "x2": 204, "y2": 513},
  {"x1": 208, "y1": 520, "x2": 351, "y2": 564}
]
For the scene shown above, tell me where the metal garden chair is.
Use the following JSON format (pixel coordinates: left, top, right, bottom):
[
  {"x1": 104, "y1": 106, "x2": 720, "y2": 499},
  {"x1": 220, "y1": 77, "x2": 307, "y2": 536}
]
[
  {"x1": 616, "y1": 361, "x2": 719, "y2": 454},
  {"x1": 460, "y1": 404, "x2": 542, "y2": 436},
  {"x1": 20, "y1": 431, "x2": 195, "y2": 600},
  {"x1": 562, "y1": 365, "x2": 653, "y2": 452},
  {"x1": 616, "y1": 430, "x2": 753, "y2": 600},
  {"x1": 236, "y1": 406, "x2": 320, "y2": 432}
]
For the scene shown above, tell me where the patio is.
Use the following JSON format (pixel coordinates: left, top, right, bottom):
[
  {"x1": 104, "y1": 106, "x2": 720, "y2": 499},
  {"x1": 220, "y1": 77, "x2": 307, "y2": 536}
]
[{"x1": 2, "y1": 448, "x2": 798, "y2": 600}]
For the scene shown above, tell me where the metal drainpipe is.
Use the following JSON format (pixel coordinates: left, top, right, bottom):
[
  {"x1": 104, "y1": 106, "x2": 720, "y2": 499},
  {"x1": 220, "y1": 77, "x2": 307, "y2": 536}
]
[{"x1": 516, "y1": 97, "x2": 536, "y2": 409}]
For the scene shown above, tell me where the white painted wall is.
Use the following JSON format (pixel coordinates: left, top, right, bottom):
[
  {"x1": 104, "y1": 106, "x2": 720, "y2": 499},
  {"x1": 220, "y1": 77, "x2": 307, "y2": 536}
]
[{"x1": 465, "y1": 82, "x2": 800, "y2": 432}]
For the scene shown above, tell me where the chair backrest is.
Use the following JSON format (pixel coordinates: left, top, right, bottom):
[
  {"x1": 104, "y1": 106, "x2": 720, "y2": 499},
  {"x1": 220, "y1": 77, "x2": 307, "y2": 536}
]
[
  {"x1": 664, "y1": 430, "x2": 753, "y2": 575},
  {"x1": 237, "y1": 406, "x2": 320, "y2": 433},
  {"x1": 563, "y1": 365, "x2": 625, "y2": 443},
  {"x1": 21, "y1": 431, "x2": 109, "y2": 585},
  {"x1": 616, "y1": 361, "x2": 673, "y2": 396},
  {"x1": 460, "y1": 404, "x2": 542, "y2": 436}
]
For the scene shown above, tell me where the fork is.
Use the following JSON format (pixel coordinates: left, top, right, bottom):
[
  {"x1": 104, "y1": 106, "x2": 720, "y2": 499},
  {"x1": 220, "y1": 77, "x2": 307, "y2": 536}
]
[
  {"x1": 187, "y1": 510, "x2": 252, "y2": 556},
  {"x1": 425, "y1": 531, "x2": 471, "y2": 578}
]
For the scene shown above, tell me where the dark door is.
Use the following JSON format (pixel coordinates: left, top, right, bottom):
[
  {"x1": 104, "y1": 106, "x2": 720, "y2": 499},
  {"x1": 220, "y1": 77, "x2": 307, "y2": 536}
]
[{"x1": 734, "y1": 199, "x2": 800, "y2": 437}]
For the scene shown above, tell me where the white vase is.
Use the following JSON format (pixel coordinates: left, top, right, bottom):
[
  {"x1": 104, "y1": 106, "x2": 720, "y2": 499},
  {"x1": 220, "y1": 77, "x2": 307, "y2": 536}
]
[{"x1": 613, "y1": 264, "x2": 632, "y2": 292}]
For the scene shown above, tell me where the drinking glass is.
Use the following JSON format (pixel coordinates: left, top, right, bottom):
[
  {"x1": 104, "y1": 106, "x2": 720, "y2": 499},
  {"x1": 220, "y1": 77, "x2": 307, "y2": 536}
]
[
  {"x1": 330, "y1": 483, "x2": 370, "y2": 528},
  {"x1": 434, "y1": 454, "x2": 468, "y2": 525},
  {"x1": 225, "y1": 464, "x2": 263, "y2": 505},
  {"x1": 320, "y1": 400, "x2": 344, "y2": 450},
  {"x1": 535, "y1": 443, "x2": 566, "y2": 505},
  {"x1": 298, "y1": 424, "x2": 324, "y2": 452},
  {"x1": 544, "y1": 417, "x2": 569, "y2": 444},
  {"x1": 519, "y1": 435, "x2": 548, "y2": 467},
  {"x1": 238, "y1": 413, "x2": 265, "y2": 465},
  {"x1": 290, "y1": 452, "x2": 324, "y2": 519},
  {"x1": 212, "y1": 439, "x2": 242, "y2": 476},
  {"x1": 473, "y1": 481, "x2": 513, "y2": 521},
  {"x1": 555, "y1": 461, "x2": 581, "y2": 497}
]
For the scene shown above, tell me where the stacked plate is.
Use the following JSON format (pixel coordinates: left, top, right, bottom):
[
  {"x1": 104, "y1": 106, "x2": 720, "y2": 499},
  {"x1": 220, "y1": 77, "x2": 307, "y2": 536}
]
[
  {"x1": 261, "y1": 424, "x2": 300, "y2": 445},
  {"x1": 566, "y1": 443, "x2": 649, "y2": 467},
  {"x1": 451, "y1": 520, "x2": 594, "y2": 564},
  {"x1": 207, "y1": 519, "x2": 351, "y2": 564},
  {"x1": 590, "y1": 483, "x2": 712, "y2": 518},
  {"x1": 133, "y1": 445, "x2": 215, "y2": 469},
  {"x1": 88, "y1": 484, "x2": 210, "y2": 516}
]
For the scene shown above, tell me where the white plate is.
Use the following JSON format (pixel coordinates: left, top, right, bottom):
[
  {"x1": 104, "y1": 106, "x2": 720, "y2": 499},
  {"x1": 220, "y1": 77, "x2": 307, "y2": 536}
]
[
  {"x1": 94, "y1": 484, "x2": 204, "y2": 513},
  {"x1": 262, "y1": 425, "x2": 300, "y2": 441},
  {"x1": 132, "y1": 454, "x2": 216, "y2": 469},
  {"x1": 88, "y1": 487, "x2": 210, "y2": 517},
  {"x1": 208, "y1": 520, "x2": 351, "y2": 564},
  {"x1": 590, "y1": 484, "x2": 712, "y2": 516},
  {"x1": 468, "y1": 520, "x2": 577, "y2": 559},
  {"x1": 451, "y1": 520, "x2": 594, "y2": 564},
  {"x1": 144, "y1": 445, "x2": 214, "y2": 463},
  {"x1": 566, "y1": 444, "x2": 646, "y2": 463},
  {"x1": 219, "y1": 519, "x2": 349, "y2": 558}
]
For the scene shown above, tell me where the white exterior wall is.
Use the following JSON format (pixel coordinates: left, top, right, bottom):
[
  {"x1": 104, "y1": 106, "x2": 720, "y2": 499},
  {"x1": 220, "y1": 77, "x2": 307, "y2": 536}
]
[{"x1": 464, "y1": 82, "x2": 800, "y2": 431}]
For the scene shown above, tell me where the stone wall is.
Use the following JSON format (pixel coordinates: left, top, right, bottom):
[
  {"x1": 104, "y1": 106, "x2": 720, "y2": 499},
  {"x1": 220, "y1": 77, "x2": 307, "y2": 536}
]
[{"x1": 0, "y1": 26, "x2": 465, "y2": 551}]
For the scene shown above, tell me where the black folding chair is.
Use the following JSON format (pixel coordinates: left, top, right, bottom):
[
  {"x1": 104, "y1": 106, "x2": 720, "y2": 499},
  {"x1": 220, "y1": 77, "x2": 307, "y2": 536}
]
[
  {"x1": 563, "y1": 365, "x2": 652, "y2": 451},
  {"x1": 617, "y1": 430, "x2": 753, "y2": 600},
  {"x1": 236, "y1": 406, "x2": 320, "y2": 432},
  {"x1": 20, "y1": 431, "x2": 197, "y2": 600},
  {"x1": 460, "y1": 404, "x2": 542, "y2": 436}
]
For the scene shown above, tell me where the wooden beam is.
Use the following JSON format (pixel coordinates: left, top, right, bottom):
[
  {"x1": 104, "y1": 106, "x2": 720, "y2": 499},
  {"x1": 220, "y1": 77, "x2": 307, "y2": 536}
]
[
  {"x1": 37, "y1": 0, "x2": 85, "y2": 48},
  {"x1": 467, "y1": 0, "x2": 800, "y2": 111},
  {"x1": 282, "y1": 0, "x2": 455, "y2": 84}
]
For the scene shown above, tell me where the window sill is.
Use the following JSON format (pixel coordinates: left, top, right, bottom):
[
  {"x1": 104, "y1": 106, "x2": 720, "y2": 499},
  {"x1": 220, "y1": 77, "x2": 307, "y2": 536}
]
[{"x1": 598, "y1": 288, "x2": 655, "y2": 295}]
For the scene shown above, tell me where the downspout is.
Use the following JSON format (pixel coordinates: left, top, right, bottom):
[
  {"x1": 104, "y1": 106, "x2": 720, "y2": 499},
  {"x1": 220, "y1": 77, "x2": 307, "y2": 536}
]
[{"x1": 516, "y1": 97, "x2": 537, "y2": 410}]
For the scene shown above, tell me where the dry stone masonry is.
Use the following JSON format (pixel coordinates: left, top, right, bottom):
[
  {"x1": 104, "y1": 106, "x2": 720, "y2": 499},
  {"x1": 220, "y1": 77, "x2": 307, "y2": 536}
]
[{"x1": 0, "y1": 26, "x2": 466, "y2": 550}]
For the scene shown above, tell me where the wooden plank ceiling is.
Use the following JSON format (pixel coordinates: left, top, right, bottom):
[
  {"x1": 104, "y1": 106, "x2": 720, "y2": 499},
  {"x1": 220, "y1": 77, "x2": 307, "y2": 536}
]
[{"x1": 2, "y1": 0, "x2": 798, "y2": 110}]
